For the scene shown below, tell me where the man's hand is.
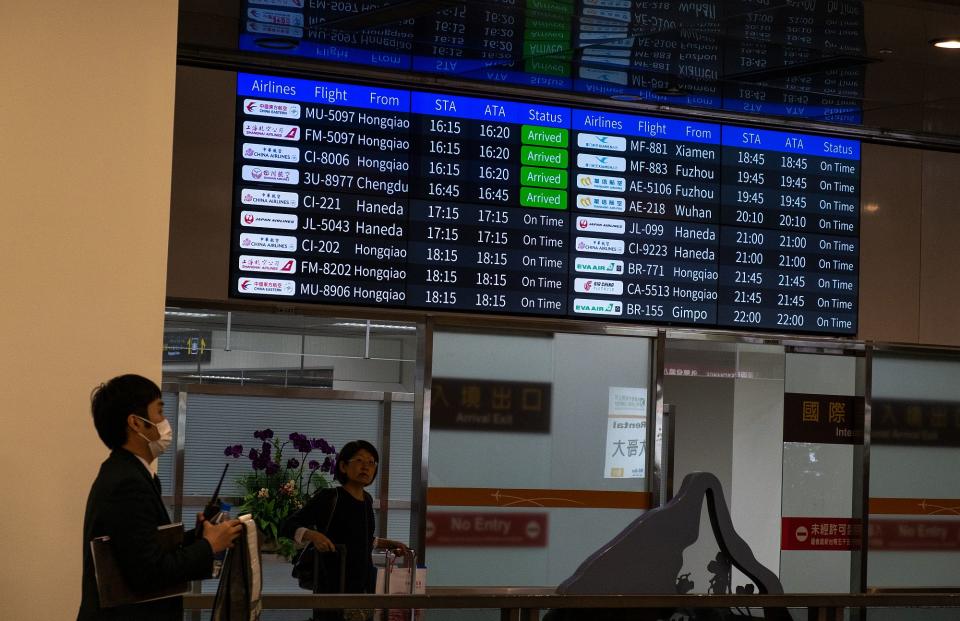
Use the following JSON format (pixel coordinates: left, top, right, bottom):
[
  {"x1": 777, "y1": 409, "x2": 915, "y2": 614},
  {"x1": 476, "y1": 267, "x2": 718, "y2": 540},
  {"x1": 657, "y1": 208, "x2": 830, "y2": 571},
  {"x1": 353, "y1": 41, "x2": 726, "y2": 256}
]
[
  {"x1": 376, "y1": 538, "x2": 409, "y2": 555},
  {"x1": 203, "y1": 518, "x2": 243, "y2": 554},
  {"x1": 305, "y1": 530, "x2": 336, "y2": 552}
]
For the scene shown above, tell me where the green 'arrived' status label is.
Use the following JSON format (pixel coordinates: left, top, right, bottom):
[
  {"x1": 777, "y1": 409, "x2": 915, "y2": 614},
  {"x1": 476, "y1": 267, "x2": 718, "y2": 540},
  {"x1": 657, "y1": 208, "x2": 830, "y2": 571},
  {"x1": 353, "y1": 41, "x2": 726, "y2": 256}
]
[
  {"x1": 521, "y1": 187, "x2": 567, "y2": 210},
  {"x1": 521, "y1": 145, "x2": 568, "y2": 169},
  {"x1": 522, "y1": 125, "x2": 568, "y2": 148},
  {"x1": 521, "y1": 166, "x2": 568, "y2": 189}
]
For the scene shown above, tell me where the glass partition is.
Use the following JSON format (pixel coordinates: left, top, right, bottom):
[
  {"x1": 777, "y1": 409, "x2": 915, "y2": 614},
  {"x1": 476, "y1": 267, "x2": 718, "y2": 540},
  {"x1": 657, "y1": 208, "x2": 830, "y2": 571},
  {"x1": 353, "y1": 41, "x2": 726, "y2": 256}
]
[{"x1": 426, "y1": 330, "x2": 653, "y2": 587}]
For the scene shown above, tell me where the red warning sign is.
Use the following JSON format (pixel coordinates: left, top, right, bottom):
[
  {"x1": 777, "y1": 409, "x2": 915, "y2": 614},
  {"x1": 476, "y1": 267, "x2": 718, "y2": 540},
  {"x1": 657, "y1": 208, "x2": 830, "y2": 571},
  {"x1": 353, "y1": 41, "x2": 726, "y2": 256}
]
[
  {"x1": 426, "y1": 512, "x2": 547, "y2": 547},
  {"x1": 781, "y1": 517, "x2": 861, "y2": 551}
]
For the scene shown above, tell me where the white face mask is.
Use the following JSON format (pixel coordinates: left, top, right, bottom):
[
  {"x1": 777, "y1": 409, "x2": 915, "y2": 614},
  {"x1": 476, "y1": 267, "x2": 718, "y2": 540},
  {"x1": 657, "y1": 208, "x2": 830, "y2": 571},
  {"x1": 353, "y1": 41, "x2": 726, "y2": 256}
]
[{"x1": 134, "y1": 416, "x2": 173, "y2": 459}]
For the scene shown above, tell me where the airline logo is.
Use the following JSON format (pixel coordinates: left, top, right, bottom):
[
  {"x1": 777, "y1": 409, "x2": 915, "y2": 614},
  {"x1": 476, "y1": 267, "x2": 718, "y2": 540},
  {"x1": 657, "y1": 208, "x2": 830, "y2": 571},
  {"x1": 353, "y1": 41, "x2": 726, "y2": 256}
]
[
  {"x1": 579, "y1": 66, "x2": 628, "y2": 85},
  {"x1": 578, "y1": 133, "x2": 626, "y2": 152},
  {"x1": 238, "y1": 277, "x2": 296, "y2": 296},
  {"x1": 241, "y1": 210, "x2": 298, "y2": 230},
  {"x1": 243, "y1": 99, "x2": 301, "y2": 119},
  {"x1": 583, "y1": 0, "x2": 631, "y2": 7},
  {"x1": 239, "y1": 232, "x2": 297, "y2": 252},
  {"x1": 245, "y1": 20, "x2": 304, "y2": 38},
  {"x1": 574, "y1": 278, "x2": 624, "y2": 295},
  {"x1": 583, "y1": 7, "x2": 630, "y2": 22},
  {"x1": 575, "y1": 236, "x2": 624, "y2": 254},
  {"x1": 577, "y1": 173, "x2": 625, "y2": 192},
  {"x1": 241, "y1": 165, "x2": 299, "y2": 185},
  {"x1": 577, "y1": 153, "x2": 626, "y2": 172},
  {"x1": 573, "y1": 298, "x2": 623, "y2": 316},
  {"x1": 247, "y1": 8, "x2": 304, "y2": 27},
  {"x1": 239, "y1": 255, "x2": 297, "y2": 274},
  {"x1": 576, "y1": 216, "x2": 625, "y2": 235},
  {"x1": 241, "y1": 188, "x2": 299, "y2": 208},
  {"x1": 242, "y1": 121, "x2": 300, "y2": 141},
  {"x1": 575, "y1": 257, "x2": 624, "y2": 274},
  {"x1": 577, "y1": 193, "x2": 625, "y2": 213},
  {"x1": 249, "y1": 0, "x2": 304, "y2": 8},
  {"x1": 242, "y1": 143, "x2": 301, "y2": 163}
]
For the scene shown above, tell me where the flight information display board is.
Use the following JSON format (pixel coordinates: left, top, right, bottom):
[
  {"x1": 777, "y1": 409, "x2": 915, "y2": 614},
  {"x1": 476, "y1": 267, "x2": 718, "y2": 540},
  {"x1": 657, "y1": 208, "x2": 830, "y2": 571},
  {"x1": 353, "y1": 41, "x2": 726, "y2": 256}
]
[{"x1": 231, "y1": 73, "x2": 860, "y2": 334}]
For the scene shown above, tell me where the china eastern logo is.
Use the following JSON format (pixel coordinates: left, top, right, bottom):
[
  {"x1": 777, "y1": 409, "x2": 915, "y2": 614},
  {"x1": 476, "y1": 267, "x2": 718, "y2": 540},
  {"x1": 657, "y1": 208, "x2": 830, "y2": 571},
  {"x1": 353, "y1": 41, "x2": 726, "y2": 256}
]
[
  {"x1": 574, "y1": 278, "x2": 623, "y2": 295},
  {"x1": 577, "y1": 194, "x2": 625, "y2": 213},
  {"x1": 242, "y1": 99, "x2": 301, "y2": 119},
  {"x1": 239, "y1": 255, "x2": 297, "y2": 274},
  {"x1": 577, "y1": 132, "x2": 627, "y2": 152},
  {"x1": 242, "y1": 121, "x2": 300, "y2": 141},
  {"x1": 577, "y1": 174, "x2": 625, "y2": 192},
  {"x1": 577, "y1": 153, "x2": 626, "y2": 172},
  {"x1": 576, "y1": 216, "x2": 625, "y2": 235},
  {"x1": 573, "y1": 298, "x2": 623, "y2": 316},
  {"x1": 238, "y1": 277, "x2": 296, "y2": 296},
  {"x1": 575, "y1": 258, "x2": 624, "y2": 274}
]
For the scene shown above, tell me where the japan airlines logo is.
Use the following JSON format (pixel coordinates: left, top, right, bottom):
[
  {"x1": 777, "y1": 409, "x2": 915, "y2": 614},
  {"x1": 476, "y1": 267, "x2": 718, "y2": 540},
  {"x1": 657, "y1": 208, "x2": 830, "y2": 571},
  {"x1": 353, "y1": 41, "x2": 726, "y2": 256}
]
[
  {"x1": 240, "y1": 188, "x2": 298, "y2": 208},
  {"x1": 242, "y1": 143, "x2": 300, "y2": 163},
  {"x1": 239, "y1": 255, "x2": 297, "y2": 274},
  {"x1": 242, "y1": 121, "x2": 300, "y2": 141},
  {"x1": 577, "y1": 194, "x2": 625, "y2": 213},
  {"x1": 241, "y1": 165, "x2": 299, "y2": 185},
  {"x1": 575, "y1": 236, "x2": 624, "y2": 255},
  {"x1": 576, "y1": 216, "x2": 625, "y2": 234},
  {"x1": 238, "y1": 278, "x2": 296, "y2": 296},
  {"x1": 242, "y1": 99, "x2": 301, "y2": 119},
  {"x1": 577, "y1": 153, "x2": 626, "y2": 172},
  {"x1": 575, "y1": 278, "x2": 623, "y2": 295},
  {"x1": 240, "y1": 210, "x2": 298, "y2": 230},
  {"x1": 577, "y1": 133, "x2": 627, "y2": 152},
  {"x1": 575, "y1": 258, "x2": 624, "y2": 274},
  {"x1": 573, "y1": 298, "x2": 623, "y2": 316}
]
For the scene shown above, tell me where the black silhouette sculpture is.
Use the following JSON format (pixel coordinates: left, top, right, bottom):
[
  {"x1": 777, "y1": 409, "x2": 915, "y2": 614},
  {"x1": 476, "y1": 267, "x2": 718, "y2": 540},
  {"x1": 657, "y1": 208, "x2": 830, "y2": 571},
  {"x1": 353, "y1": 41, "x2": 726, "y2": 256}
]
[{"x1": 552, "y1": 472, "x2": 790, "y2": 621}]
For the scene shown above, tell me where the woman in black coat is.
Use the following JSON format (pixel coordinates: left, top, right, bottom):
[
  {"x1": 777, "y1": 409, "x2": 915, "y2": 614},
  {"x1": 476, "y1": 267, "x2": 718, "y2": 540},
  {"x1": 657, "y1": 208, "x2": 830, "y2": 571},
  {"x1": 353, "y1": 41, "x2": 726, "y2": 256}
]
[{"x1": 281, "y1": 440, "x2": 407, "y2": 594}]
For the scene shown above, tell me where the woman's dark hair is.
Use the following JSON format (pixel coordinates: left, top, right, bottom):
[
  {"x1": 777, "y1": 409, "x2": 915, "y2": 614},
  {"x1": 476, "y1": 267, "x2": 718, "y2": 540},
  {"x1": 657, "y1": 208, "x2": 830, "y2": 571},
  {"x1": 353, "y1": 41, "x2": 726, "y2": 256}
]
[
  {"x1": 335, "y1": 440, "x2": 379, "y2": 485},
  {"x1": 91, "y1": 374, "x2": 161, "y2": 449}
]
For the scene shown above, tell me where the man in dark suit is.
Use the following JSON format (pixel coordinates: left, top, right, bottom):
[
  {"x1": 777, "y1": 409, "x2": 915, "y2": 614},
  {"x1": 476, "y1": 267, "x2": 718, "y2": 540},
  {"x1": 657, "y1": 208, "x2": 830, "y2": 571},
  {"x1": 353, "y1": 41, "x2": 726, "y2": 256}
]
[{"x1": 78, "y1": 374, "x2": 242, "y2": 620}]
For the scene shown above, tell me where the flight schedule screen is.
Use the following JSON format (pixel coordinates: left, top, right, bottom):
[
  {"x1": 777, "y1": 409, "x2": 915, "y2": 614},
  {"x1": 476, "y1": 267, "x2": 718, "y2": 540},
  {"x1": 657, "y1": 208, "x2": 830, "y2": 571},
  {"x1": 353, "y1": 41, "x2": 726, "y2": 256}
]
[{"x1": 232, "y1": 73, "x2": 860, "y2": 335}]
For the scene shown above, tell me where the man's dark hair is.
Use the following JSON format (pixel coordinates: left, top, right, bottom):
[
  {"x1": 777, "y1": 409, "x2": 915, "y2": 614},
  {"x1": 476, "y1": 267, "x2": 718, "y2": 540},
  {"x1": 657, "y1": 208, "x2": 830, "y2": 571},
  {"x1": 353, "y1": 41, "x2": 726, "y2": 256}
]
[
  {"x1": 91, "y1": 374, "x2": 162, "y2": 449},
  {"x1": 334, "y1": 440, "x2": 379, "y2": 485}
]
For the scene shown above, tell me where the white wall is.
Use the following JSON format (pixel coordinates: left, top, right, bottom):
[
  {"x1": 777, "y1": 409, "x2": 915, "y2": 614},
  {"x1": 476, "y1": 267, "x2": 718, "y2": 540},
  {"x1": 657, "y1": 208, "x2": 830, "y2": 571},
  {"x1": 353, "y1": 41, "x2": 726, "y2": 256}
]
[{"x1": 0, "y1": 3, "x2": 178, "y2": 618}]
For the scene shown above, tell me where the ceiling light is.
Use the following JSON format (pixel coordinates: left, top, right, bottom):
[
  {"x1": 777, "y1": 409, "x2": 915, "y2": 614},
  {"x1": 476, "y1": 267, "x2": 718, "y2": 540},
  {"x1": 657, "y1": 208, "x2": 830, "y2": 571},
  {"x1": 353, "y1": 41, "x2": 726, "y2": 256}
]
[
  {"x1": 332, "y1": 322, "x2": 417, "y2": 331},
  {"x1": 931, "y1": 38, "x2": 960, "y2": 49},
  {"x1": 165, "y1": 311, "x2": 219, "y2": 318},
  {"x1": 864, "y1": 203, "x2": 880, "y2": 213}
]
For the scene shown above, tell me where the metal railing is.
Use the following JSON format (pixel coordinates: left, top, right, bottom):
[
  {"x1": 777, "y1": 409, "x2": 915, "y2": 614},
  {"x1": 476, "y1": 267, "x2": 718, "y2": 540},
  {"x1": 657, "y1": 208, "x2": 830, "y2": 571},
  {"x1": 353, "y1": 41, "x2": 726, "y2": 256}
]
[{"x1": 184, "y1": 588, "x2": 960, "y2": 620}]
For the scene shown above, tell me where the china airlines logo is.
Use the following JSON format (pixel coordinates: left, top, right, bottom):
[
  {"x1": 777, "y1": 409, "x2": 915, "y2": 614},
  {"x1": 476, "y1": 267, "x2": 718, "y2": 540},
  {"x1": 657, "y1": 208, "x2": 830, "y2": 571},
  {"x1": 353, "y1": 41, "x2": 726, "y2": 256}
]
[
  {"x1": 241, "y1": 143, "x2": 300, "y2": 163},
  {"x1": 240, "y1": 188, "x2": 298, "y2": 208},
  {"x1": 575, "y1": 236, "x2": 624, "y2": 255}
]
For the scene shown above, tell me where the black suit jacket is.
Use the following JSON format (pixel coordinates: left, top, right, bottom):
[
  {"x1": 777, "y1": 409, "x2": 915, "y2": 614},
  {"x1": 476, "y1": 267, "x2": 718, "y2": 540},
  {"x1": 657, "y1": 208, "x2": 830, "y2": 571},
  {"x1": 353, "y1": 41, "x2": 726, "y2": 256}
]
[{"x1": 78, "y1": 448, "x2": 213, "y2": 621}]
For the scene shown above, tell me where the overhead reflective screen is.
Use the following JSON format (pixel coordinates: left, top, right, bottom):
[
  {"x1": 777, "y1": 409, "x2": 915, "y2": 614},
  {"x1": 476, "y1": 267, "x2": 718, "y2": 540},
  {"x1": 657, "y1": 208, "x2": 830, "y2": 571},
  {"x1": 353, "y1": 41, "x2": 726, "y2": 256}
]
[
  {"x1": 239, "y1": 0, "x2": 866, "y2": 124},
  {"x1": 231, "y1": 72, "x2": 860, "y2": 334}
]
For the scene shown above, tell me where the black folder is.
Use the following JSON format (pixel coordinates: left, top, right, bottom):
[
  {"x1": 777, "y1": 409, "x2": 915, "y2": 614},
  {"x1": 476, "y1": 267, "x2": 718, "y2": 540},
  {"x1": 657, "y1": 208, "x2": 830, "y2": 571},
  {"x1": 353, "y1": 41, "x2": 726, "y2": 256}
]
[{"x1": 90, "y1": 522, "x2": 190, "y2": 607}]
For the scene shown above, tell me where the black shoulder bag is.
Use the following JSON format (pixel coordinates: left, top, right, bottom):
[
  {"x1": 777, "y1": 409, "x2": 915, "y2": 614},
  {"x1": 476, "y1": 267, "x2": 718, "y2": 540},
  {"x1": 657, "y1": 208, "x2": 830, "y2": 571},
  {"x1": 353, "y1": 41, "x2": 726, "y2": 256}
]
[{"x1": 291, "y1": 488, "x2": 345, "y2": 592}]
